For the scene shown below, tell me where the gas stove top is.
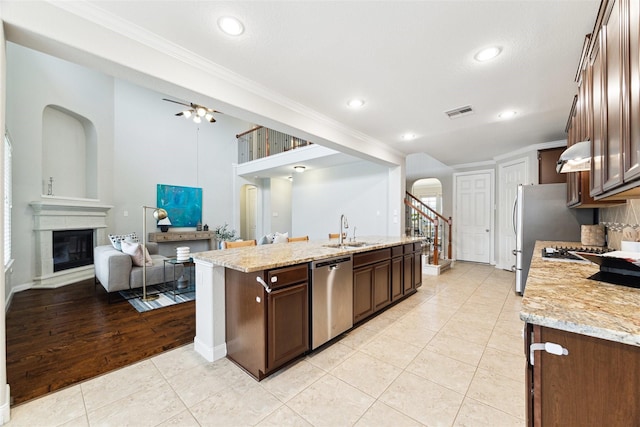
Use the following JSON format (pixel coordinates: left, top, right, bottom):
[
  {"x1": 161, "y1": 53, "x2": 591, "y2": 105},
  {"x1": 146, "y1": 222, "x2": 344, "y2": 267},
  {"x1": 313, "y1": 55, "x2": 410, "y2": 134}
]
[{"x1": 542, "y1": 246, "x2": 614, "y2": 262}]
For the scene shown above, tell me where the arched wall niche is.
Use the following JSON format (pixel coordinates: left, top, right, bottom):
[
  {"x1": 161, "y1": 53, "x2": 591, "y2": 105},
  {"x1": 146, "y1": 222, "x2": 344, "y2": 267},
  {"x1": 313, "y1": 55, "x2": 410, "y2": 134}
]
[{"x1": 42, "y1": 104, "x2": 98, "y2": 199}]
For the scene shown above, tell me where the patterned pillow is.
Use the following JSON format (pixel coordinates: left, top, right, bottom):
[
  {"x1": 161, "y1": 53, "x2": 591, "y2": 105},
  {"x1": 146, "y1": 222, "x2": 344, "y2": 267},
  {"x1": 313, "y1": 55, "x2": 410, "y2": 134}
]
[{"x1": 108, "y1": 232, "x2": 139, "y2": 251}]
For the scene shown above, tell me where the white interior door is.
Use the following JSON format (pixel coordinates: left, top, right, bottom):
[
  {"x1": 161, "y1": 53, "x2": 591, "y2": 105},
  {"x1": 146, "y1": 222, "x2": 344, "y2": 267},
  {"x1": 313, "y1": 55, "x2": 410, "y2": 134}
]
[
  {"x1": 455, "y1": 172, "x2": 492, "y2": 263},
  {"x1": 245, "y1": 186, "x2": 257, "y2": 240},
  {"x1": 497, "y1": 158, "x2": 528, "y2": 270}
]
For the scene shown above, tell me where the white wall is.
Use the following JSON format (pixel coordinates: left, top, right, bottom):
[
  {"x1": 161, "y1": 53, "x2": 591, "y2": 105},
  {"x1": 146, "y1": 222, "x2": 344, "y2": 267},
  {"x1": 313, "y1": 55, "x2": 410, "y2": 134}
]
[
  {"x1": 291, "y1": 161, "x2": 391, "y2": 239},
  {"x1": 6, "y1": 42, "x2": 115, "y2": 288}
]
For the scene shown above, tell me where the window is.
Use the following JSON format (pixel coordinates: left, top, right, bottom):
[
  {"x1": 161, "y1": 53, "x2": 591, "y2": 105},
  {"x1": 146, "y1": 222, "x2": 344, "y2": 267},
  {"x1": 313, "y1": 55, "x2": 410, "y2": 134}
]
[
  {"x1": 4, "y1": 131, "x2": 12, "y2": 267},
  {"x1": 420, "y1": 196, "x2": 438, "y2": 211}
]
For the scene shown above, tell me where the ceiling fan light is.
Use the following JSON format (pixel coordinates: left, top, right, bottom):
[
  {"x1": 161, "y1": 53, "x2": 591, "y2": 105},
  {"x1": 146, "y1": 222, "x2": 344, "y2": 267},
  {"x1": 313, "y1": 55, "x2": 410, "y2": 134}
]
[
  {"x1": 196, "y1": 107, "x2": 206, "y2": 117},
  {"x1": 193, "y1": 116, "x2": 202, "y2": 124},
  {"x1": 183, "y1": 110, "x2": 192, "y2": 119},
  {"x1": 205, "y1": 113, "x2": 214, "y2": 121}
]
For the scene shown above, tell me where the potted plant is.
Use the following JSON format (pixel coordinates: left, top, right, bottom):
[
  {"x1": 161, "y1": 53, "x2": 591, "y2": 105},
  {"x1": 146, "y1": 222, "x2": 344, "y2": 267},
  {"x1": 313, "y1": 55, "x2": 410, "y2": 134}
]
[{"x1": 213, "y1": 223, "x2": 238, "y2": 249}]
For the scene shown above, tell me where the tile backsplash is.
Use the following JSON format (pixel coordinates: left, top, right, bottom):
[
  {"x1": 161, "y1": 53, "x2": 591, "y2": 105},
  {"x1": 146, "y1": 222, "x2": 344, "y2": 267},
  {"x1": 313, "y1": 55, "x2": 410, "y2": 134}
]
[{"x1": 599, "y1": 199, "x2": 640, "y2": 249}]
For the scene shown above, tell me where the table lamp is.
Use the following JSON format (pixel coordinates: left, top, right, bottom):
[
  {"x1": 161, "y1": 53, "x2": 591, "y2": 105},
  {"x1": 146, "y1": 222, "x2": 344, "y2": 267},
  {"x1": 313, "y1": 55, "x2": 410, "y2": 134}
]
[{"x1": 157, "y1": 217, "x2": 172, "y2": 232}]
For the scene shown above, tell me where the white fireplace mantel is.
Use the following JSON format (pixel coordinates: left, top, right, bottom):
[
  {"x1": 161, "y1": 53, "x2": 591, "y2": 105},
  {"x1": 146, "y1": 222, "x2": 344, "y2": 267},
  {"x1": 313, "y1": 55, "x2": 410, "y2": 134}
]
[{"x1": 30, "y1": 199, "x2": 113, "y2": 288}]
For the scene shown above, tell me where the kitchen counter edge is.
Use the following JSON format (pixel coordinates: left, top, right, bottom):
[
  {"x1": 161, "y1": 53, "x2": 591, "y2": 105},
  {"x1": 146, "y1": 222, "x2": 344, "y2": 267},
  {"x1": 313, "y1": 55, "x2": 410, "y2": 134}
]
[
  {"x1": 520, "y1": 240, "x2": 640, "y2": 347},
  {"x1": 191, "y1": 236, "x2": 422, "y2": 273}
]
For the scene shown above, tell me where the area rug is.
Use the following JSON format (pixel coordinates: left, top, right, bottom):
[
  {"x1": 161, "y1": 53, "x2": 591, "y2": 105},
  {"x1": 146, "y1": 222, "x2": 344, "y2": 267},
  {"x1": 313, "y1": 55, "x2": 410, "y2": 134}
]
[{"x1": 119, "y1": 282, "x2": 195, "y2": 313}]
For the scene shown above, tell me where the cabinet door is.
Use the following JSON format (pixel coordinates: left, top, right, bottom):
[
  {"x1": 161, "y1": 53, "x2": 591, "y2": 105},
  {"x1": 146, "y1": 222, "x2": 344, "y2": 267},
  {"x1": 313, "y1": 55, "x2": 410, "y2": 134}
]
[
  {"x1": 373, "y1": 260, "x2": 391, "y2": 311},
  {"x1": 353, "y1": 266, "x2": 374, "y2": 323},
  {"x1": 225, "y1": 269, "x2": 267, "y2": 379},
  {"x1": 413, "y1": 250, "x2": 422, "y2": 288},
  {"x1": 403, "y1": 254, "x2": 414, "y2": 294},
  {"x1": 391, "y1": 257, "x2": 403, "y2": 301},
  {"x1": 267, "y1": 282, "x2": 309, "y2": 372},
  {"x1": 602, "y1": 0, "x2": 626, "y2": 191},
  {"x1": 530, "y1": 324, "x2": 640, "y2": 426},
  {"x1": 591, "y1": 30, "x2": 606, "y2": 196},
  {"x1": 627, "y1": 0, "x2": 640, "y2": 181}
]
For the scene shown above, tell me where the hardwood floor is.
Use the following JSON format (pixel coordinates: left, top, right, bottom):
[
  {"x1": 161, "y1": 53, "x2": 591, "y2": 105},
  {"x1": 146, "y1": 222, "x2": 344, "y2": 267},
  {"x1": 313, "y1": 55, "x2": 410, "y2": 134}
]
[{"x1": 6, "y1": 278, "x2": 195, "y2": 406}]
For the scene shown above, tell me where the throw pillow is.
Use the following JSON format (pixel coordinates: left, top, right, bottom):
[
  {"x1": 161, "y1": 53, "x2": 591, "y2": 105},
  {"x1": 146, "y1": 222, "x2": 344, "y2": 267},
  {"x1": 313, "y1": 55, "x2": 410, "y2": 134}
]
[
  {"x1": 258, "y1": 234, "x2": 272, "y2": 245},
  {"x1": 121, "y1": 240, "x2": 152, "y2": 267},
  {"x1": 273, "y1": 232, "x2": 289, "y2": 244},
  {"x1": 108, "y1": 232, "x2": 139, "y2": 251}
]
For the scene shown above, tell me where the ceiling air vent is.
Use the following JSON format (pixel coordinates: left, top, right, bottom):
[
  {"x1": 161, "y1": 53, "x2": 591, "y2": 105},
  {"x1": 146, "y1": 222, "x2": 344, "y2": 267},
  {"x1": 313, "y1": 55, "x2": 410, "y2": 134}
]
[{"x1": 445, "y1": 105, "x2": 474, "y2": 119}]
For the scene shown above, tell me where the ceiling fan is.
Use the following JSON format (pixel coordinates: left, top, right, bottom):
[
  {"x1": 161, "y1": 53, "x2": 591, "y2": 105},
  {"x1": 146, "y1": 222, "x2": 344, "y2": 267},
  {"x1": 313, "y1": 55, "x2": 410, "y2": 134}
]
[{"x1": 162, "y1": 98, "x2": 222, "y2": 123}]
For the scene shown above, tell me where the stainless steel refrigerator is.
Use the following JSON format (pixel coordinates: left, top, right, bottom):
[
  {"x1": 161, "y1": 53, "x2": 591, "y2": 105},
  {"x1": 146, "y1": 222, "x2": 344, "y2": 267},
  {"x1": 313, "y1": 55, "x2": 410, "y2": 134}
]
[{"x1": 513, "y1": 183, "x2": 594, "y2": 294}]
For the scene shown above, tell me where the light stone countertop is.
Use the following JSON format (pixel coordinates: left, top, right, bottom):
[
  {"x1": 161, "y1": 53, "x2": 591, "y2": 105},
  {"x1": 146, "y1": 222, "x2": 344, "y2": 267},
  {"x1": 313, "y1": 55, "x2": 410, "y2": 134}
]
[
  {"x1": 192, "y1": 236, "x2": 421, "y2": 273},
  {"x1": 520, "y1": 240, "x2": 640, "y2": 347}
]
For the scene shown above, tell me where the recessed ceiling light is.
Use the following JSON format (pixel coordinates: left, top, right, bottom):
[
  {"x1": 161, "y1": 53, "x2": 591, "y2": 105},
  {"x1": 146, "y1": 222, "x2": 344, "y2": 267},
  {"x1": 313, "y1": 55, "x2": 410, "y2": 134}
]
[
  {"x1": 218, "y1": 16, "x2": 244, "y2": 36},
  {"x1": 474, "y1": 46, "x2": 502, "y2": 62},
  {"x1": 401, "y1": 133, "x2": 416, "y2": 141},
  {"x1": 498, "y1": 110, "x2": 517, "y2": 119},
  {"x1": 347, "y1": 99, "x2": 365, "y2": 108},
  {"x1": 293, "y1": 165, "x2": 306, "y2": 173}
]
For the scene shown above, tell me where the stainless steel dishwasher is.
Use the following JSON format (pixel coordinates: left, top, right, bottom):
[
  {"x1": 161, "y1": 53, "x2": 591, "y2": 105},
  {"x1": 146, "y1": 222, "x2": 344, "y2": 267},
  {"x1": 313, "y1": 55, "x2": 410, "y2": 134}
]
[{"x1": 310, "y1": 255, "x2": 353, "y2": 349}]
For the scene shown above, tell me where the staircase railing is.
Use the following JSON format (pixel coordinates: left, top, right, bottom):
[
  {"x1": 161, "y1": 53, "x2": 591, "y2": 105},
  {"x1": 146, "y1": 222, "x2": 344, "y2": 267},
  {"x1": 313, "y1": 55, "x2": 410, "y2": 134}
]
[
  {"x1": 236, "y1": 126, "x2": 313, "y2": 163},
  {"x1": 404, "y1": 191, "x2": 452, "y2": 265}
]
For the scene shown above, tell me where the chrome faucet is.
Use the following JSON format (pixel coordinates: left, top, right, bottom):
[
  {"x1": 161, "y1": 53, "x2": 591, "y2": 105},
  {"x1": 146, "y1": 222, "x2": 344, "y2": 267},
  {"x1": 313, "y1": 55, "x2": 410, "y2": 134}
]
[{"x1": 339, "y1": 214, "x2": 349, "y2": 245}]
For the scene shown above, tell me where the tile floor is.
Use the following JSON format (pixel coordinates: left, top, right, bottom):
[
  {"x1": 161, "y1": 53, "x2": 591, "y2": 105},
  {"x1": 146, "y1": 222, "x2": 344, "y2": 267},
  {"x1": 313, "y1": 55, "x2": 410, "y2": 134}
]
[{"x1": 7, "y1": 261, "x2": 525, "y2": 427}]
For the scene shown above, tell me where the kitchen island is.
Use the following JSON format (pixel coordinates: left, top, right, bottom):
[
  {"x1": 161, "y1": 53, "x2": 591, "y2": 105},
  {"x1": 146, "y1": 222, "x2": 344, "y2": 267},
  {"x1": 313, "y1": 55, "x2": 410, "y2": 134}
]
[
  {"x1": 191, "y1": 236, "x2": 423, "y2": 372},
  {"x1": 520, "y1": 240, "x2": 640, "y2": 426}
]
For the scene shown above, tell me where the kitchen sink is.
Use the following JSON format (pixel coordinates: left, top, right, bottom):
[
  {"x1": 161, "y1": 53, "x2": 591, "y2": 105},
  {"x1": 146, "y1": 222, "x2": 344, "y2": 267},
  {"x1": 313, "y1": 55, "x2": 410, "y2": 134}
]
[{"x1": 323, "y1": 241, "x2": 370, "y2": 249}]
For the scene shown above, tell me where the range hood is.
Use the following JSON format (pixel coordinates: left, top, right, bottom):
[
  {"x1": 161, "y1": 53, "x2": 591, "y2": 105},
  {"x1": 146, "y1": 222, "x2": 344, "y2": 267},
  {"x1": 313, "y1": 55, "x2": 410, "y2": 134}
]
[{"x1": 556, "y1": 140, "x2": 591, "y2": 173}]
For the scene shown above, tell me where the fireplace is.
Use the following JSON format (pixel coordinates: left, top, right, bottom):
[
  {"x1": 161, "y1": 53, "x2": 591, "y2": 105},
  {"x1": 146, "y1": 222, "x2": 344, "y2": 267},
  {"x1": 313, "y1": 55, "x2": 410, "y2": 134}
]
[
  {"x1": 30, "y1": 199, "x2": 112, "y2": 288},
  {"x1": 53, "y1": 229, "x2": 94, "y2": 272}
]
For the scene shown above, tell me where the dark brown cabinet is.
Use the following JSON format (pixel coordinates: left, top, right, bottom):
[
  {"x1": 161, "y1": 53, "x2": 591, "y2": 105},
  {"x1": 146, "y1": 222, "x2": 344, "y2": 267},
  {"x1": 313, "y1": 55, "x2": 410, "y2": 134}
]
[
  {"x1": 570, "y1": 0, "x2": 640, "y2": 200},
  {"x1": 602, "y1": 0, "x2": 625, "y2": 191},
  {"x1": 390, "y1": 246, "x2": 403, "y2": 302},
  {"x1": 353, "y1": 247, "x2": 391, "y2": 324},
  {"x1": 353, "y1": 244, "x2": 418, "y2": 324},
  {"x1": 626, "y1": 0, "x2": 640, "y2": 180},
  {"x1": 225, "y1": 263, "x2": 309, "y2": 380},
  {"x1": 353, "y1": 266, "x2": 374, "y2": 323},
  {"x1": 402, "y1": 242, "x2": 423, "y2": 293},
  {"x1": 267, "y1": 282, "x2": 308, "y2": 371},
  {"x1": 525, "y1": 323, "x2": 640, "y2": 426}
]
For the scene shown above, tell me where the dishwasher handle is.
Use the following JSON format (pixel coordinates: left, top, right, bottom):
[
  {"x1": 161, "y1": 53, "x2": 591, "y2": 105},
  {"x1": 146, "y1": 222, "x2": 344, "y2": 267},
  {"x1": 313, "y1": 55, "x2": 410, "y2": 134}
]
[{"x1": 256, "y1": 276, "x2": 272, "y2": 293}]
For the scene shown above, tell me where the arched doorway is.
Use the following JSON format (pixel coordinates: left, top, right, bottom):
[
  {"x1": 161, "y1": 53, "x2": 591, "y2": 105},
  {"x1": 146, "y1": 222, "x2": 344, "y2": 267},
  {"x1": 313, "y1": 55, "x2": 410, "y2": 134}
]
[
  {"x1": 411, "y1": 178, "x2": 443, "y2": 214},
  {"x1": 410, "y1": 178, "x2": 444, "y2": 261}
]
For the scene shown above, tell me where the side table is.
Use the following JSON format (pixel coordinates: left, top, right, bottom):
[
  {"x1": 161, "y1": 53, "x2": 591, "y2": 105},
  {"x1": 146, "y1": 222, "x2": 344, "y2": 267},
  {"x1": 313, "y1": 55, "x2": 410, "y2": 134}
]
[{"x1": 163, "y1": 257, "x2": 195, "y2": 300}]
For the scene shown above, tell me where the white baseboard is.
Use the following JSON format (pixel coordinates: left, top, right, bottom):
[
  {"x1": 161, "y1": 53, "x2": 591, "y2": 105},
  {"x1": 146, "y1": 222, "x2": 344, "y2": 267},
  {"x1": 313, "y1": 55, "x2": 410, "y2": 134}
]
[
  {"x1": 194, "y1": 337, "x2": 226, "y2": 363},
  {"x1": 5, "y1": 282, "x2": 34, "y2": 314},
  {"x1": 0, "y1": 385, "x2": 10, "y2": 425}
]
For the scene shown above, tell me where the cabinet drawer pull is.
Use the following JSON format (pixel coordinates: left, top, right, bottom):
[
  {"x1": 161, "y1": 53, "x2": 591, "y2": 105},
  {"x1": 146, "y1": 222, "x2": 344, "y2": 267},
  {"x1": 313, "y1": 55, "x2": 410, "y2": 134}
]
[
  {"x1": 529, "y1": 342, "x2": 568, "y2": 365},
  {"x1": 256, "y1": 276, "x2": 272, "y2": 293}
]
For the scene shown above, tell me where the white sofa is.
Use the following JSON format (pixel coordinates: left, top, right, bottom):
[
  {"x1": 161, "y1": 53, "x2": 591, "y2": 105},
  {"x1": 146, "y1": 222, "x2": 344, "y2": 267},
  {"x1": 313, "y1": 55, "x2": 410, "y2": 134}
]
[{"x1": 94, "y1": 242, "x2": 183, "y2": 295}]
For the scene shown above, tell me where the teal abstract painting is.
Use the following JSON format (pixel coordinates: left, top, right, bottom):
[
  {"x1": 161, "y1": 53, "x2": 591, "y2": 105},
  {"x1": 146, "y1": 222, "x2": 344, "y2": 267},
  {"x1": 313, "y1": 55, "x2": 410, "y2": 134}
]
[{"x1": 157, "y1": 184, "x2": 202, "y2": 227}]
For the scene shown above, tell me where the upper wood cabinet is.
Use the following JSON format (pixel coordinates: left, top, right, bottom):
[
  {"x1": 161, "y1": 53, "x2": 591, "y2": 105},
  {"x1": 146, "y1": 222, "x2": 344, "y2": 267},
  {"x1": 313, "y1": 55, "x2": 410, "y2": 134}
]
[
  {"x1": 626, "y1": 0, "x2": 640, "y2": 180},
  {"x1": 567, "y1": 0, "x2": 640, "y2": 201},
  {"x1": 591, "y1": 28, "x2": 606, "y2": 196},
  {"x1": 602, "y1": 0, "x2": 626, "y2": 191}
]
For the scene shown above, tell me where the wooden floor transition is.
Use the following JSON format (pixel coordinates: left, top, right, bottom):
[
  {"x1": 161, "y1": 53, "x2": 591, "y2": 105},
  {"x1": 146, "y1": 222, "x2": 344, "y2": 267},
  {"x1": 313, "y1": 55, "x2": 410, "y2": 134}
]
[{"x1": 6, "y1": 278, "x2": 195, "y2": 406}]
